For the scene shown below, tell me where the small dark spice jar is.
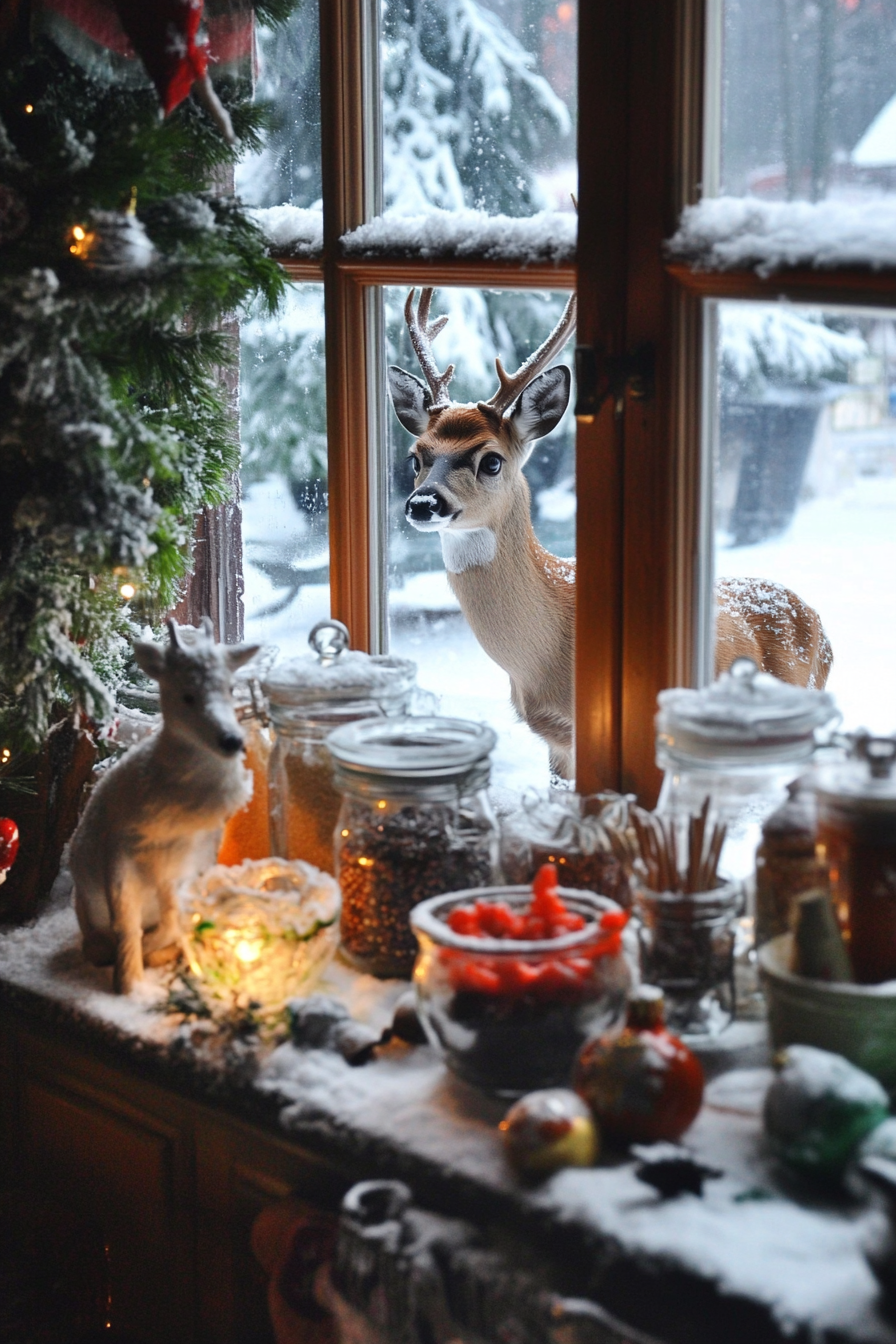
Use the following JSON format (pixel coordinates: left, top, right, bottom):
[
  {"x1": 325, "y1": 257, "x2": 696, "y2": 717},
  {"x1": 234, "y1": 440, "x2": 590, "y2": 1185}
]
[{"x1": 328, "y1": 717, "x2": 498, "y2": 979}]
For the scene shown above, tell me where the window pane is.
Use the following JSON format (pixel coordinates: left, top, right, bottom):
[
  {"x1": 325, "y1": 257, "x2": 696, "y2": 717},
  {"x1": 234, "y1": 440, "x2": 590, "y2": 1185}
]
[
  {"x1": 381, "y1": 0, "x2": 577, "y2": 219},
  {"x1": 385, "y1": 285, "x2": 576, "y2": 799},
  {"x1": 711, "y1": 299, "x2": 896, "y2": 735},
  {"x1": 717, "y1": 0, "x2": 896, "y2": 202},
  {"x1": 240, "y1": 285, "x2": 328, "y2": 654},
  {"x1": 235, "y1": 1, "x2": 322, "y2": 209}
]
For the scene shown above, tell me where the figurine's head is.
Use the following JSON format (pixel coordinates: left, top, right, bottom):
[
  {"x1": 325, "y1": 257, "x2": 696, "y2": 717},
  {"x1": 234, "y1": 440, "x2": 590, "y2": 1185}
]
[{"x1": 133, "y1": 617, "x2": 259, "y2": 757}]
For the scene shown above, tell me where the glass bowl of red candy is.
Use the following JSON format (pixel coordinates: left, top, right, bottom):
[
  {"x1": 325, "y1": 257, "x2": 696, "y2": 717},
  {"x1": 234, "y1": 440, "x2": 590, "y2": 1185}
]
[{"x1": 409, "y1": 864, "x2": 631, "y2": 1096}]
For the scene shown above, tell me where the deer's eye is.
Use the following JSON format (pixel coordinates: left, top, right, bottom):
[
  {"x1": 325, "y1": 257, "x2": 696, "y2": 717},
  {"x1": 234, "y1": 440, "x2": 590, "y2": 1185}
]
[
  {"x1": 479, "y1": 452, "x2": 503, "y2": 477},
  {"x1": 409, "y1": 455, "x2": 421, "y2": 475},
  {"x1": 182, "y1": 693, "x2": 196, "y2": 706}
]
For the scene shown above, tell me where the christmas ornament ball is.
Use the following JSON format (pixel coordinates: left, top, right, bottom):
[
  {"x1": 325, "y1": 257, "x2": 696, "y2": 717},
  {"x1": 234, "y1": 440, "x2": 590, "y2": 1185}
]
[
  {"x1": 574, "y1": 986, "x2": 704, "y2": 1144},
  {"x1": 500, "y1": 1088, "x2": 598, "y2": 1175},
  {"x1": 0, "y1": 817, "x2": 20, "y2": 882}
]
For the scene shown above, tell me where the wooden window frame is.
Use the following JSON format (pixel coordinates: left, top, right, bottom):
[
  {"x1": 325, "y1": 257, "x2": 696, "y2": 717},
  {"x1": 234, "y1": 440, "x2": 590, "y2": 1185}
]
[{"x1": 251, "y1": 0, "x2": 896, "y2": 808}]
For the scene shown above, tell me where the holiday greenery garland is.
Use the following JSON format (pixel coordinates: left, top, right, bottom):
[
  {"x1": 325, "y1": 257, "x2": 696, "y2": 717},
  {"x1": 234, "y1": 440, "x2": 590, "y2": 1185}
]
[{"x1": 0, "y1": 4, "x2": 293, "y2": 755}]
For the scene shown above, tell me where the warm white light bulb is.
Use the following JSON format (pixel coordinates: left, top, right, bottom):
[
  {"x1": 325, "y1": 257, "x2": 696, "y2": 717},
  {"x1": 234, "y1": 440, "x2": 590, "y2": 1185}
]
[{"x1": 119, "y1": 583, "x2": 136, "y2": 599}]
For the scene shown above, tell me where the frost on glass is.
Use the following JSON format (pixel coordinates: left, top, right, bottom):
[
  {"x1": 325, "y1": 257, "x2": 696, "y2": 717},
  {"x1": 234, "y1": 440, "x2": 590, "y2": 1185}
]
[
  {"x1": 385, "y1": 286, "x2": 576, "y2": 798},
  {"x1": 240, "y1": 285, "x2": 328, "y2": 655},
  {"x1": 719, "y1": 0, "x2": 896, "y2": 202},
  {"x1": 712, "y1": 300, "x2": 896, "y2": 732},
  {"x1": 235, "y1": 0, "x2": 322, "y2": 209},
  {"x1": 381, "y1": 0, "x2": 576, "y2": 218}
]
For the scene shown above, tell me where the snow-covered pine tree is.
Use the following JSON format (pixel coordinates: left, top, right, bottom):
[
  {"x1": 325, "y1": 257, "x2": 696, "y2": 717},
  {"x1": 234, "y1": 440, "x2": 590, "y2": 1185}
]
[{"x1": 0, "y1": 2, "x2": 293, "y2": 756}]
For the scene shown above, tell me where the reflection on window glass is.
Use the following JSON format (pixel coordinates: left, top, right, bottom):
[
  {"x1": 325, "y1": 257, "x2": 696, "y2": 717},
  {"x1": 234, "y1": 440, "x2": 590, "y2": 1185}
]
[
  {"x1": 719, "y1": 0, "x2": 896, "y2": 201},
  {"x1": 385, "y1": 286, "x2": 576, "y2": 798},
  {"x1": 382, "y1": 0, "x2": 577, "y2": 217},
  {"x1": 712, "y1": 300, "x2": 896, "y2": 732},
  {"x1": 235, "y1": 0, "x2": 322, "y2": 208},
  {"x1": 240, "y1": 285, "x2": 328, "y2": 654}
]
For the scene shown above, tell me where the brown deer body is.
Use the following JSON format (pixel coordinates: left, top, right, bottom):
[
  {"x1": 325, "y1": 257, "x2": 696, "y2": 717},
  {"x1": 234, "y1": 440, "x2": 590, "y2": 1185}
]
[{"x1": 389, "y1": 290, "x2": 832, "y2": 778}]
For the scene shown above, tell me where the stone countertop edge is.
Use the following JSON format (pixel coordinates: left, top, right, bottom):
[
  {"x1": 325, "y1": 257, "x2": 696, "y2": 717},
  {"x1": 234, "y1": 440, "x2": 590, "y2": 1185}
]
[{"x1": 0, "y1": 904, "x2": 894, "y2": 1344}]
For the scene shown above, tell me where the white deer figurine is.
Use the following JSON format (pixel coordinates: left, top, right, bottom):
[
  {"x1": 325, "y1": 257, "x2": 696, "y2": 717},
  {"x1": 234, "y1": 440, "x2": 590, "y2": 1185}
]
[
  {"x1": 71, "y1": 618, "x2": 259, "y2": 994},
  {"x1": 389, "y1": 288, "x2": 832, "y2": 779}
]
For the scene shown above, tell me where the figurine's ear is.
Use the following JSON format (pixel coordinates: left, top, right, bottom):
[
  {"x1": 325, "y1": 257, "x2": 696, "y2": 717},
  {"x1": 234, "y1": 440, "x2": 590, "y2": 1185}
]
[
  {"x1": 133, "y1": 640, "x2": 166, "y2": 681},
  {"x1": 225, "y1": 643, "x2": 261, "y2": 672},
  {"x1": 388, "y1": 366, "x2": 432, "y2": 436}
]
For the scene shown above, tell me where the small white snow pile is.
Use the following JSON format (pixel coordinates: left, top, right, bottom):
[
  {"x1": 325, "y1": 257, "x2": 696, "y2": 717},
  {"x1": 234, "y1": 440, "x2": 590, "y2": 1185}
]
[
  {"x1": 341, "y1": 209, "x2": 576, "y2": 265},
  {"x1": 666, "y1": 196, "x2": 896, "y2": 277},
  {"x1": 250, "y1": 205, "x2": 323, "y2": 257}
]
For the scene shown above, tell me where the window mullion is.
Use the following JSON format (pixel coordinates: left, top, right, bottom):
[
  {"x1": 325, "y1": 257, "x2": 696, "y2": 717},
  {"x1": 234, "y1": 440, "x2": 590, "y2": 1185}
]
[{"x1": 319, "y1": 0, "x2": 382, "y2": 652}]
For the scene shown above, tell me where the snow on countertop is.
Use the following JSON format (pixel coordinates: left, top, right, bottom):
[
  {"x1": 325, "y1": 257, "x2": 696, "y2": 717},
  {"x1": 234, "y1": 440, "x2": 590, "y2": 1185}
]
[
  {"x1": 341, "y1": 209, "x2": 576, "y2": 265},
  {"x1": 250, "y1": 205, "x2": 323, "y2": 258},
  {"x1": 666, "y1": 196, "x2": 896, "y2": 277},
  {"x1": 1, "y1": 903, "x2": 895, "y2": 1342}
]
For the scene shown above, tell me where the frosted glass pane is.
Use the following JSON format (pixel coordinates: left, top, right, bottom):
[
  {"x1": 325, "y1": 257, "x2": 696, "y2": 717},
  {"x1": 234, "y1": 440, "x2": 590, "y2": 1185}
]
[
  {"x1": 385, "y1": 285, "x2": 576, "y2": 799},
  {"x1": 240, "y1": 285, "x2": 329, "y2": 654},
  {"x1": 381, "y1": 0, "x2": 577, "y2": 218},
  {"x1": 235, "y1": 1, "x2": 322, "y2": 209},
  {"x1": 718, "y1": 0, "x2": 896, "y2": 202},
  {"x1": 711, "y1": 300, "x2": 896, "y2": 734}
]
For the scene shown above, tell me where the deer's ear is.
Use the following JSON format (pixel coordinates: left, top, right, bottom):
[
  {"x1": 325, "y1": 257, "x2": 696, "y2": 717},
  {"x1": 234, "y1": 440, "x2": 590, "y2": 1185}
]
[
  {"x1": 225, "y1": 643, "x2": 261, "y2": 673},
  {"x1": 388, "y1": 366, "x2": 431, "y2": 436},
  {"x1": 133, "y1": 640, "x2": 166, "y2": 681},
  {"x1": 508, "y1": 365, "x2": 571, "y2": 443}
]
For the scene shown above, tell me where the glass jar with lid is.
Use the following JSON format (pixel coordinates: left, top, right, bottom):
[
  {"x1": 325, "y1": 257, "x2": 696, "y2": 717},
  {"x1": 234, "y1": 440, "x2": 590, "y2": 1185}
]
[
  {"x1": 655, "y1": 657, "x2": 838, "y2": 881},
  {"x1": 262, "y1": 621, "x2": 416, "y2": 875},
  {"x1": 328, "y1": 716, "x2": 499, "y2": 979},
  {"x1": 814, "y1": 736, "x2": 896, "y2": 985}
]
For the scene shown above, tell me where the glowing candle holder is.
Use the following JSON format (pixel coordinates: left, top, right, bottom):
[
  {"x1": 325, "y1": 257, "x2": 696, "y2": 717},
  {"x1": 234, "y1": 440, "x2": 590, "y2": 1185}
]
[{"x1": 183, "y1": 858, "x2": 340, "y2": 1007}]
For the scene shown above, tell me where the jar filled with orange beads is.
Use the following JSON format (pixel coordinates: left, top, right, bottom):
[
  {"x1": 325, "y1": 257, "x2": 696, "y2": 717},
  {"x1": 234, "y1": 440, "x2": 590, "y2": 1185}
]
[{"x1": 217, "y1": 677, "x2": 274, "y2": 865}]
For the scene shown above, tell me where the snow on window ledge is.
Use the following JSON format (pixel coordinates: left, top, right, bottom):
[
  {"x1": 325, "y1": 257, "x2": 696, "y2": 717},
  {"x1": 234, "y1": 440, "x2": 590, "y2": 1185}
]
[
  {"x1": 250, "y1": 205, "x2": 323, "y2": 258},
  {"x1": 340, "y1": 209, "x2": 577, "y2": 265},
  {"x1": 666, "y1": 196, "x2": 896, "y2": 278}
]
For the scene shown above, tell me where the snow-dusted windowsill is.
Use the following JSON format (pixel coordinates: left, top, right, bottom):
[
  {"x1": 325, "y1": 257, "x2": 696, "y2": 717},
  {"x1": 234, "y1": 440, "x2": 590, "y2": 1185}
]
[
  {"x1": 0, "y1": 897, "x2": 894, "y2": 1342},
  {"x1": 666, "y1": 196, "x2": 896, "y2": 278},
  {"x1": 340, "y1": 209, "x2": 577, "y2": 265},
  {"x1": 250, "y1": 205, "x2": 324, "y2": 259}
]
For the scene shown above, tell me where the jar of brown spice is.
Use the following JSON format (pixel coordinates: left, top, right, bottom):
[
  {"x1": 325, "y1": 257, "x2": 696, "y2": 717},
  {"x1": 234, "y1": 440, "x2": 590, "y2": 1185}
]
[
  {"x1": 328, "y1": 716, "x2": 499, "y2": 979},
  {"x1": 262, "y1": 622, "x2": 416, "y2": 875}
]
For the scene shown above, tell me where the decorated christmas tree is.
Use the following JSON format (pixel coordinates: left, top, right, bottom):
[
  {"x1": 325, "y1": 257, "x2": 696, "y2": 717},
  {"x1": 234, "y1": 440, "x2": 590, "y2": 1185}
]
[{"x1": 0, "y1": 0, "x2": 291, "y2": 760}]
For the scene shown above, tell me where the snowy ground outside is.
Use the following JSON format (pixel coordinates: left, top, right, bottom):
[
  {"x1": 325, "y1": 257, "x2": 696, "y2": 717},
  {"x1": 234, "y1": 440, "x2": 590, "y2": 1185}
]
[{"x1": 716, "y1": 465, "x2": 896, "y2": 736}]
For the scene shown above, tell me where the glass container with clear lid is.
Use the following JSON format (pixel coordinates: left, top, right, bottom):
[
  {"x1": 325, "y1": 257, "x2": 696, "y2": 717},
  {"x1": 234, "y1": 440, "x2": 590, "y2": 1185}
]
[
  {"x1": 328, "y1": 716, "x2": 499, "y2": 979},
  {"x1": 656, "y1": 658, "x2": 838, "y2": 881},
  {"x1": 262, "y1": 621, "x2": 416, "y2": 875}
]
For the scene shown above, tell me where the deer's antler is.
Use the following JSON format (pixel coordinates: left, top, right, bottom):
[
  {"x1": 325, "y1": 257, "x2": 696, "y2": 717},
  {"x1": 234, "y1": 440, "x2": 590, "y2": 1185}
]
[
  {"x1": 404, "y1": 288, "x2": 455, "y2": 411},
  {"x1": 484, "y1": 294, "x2": 577, "y2": 417}
]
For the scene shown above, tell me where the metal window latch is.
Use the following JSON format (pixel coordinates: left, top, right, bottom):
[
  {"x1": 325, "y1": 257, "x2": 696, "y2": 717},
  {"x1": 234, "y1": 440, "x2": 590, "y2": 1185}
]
[{"x1": 574, "y1": 342, "x2": 655, "y2": 421}]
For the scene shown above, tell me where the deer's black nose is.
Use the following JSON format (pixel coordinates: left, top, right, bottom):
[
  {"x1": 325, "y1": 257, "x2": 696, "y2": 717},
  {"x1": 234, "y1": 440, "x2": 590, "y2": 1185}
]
[
  {"x1": 406, "y1": 490, "x2": 453, "y2": 522},
  {"x1": 218, "y1": 731, "x2": 244, "y2": 756}
]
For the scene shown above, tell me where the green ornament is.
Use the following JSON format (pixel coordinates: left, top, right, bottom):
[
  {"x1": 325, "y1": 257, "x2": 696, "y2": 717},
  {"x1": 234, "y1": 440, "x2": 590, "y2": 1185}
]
[{"x1": 764, "y1": 1045, "x2": 889, "y2": 1182}]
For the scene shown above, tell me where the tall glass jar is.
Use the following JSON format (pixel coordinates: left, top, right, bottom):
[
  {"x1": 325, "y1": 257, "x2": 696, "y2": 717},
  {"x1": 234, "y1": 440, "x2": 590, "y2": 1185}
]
[
  {"x1": 328, "y1": 717, "x2": 499, "y2": 979},
  {"x1": 656, "y1": 658, "x2": 838, "y2": 882},
  {"x1": 262, "y1": 622, "x2": 416, "y2": 875},
  {"x1": 815, "y1": 736, "x2": 896, "y2": 985},
  {"x1": 218, "y1": 677, "x2": 274, "y2": 865}
]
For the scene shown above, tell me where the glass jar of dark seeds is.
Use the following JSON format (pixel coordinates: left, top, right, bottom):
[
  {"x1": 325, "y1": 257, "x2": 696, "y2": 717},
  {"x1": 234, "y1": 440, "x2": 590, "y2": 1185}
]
[{"x1": 327, "y1": 717, "x2": 499, "y2": 979}]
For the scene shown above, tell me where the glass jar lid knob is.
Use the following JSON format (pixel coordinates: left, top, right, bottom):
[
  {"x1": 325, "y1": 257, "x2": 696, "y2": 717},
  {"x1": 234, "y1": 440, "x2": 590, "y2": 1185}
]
[
  {"x1": 729, "y1": 656, "x2": 759, "y2": 686},
  {"x1": 309, "y1": 619, "x2": 350, "y2": 667},
  {"x1": 857, "y1": 734, "x2": 896, "y2": 781}
]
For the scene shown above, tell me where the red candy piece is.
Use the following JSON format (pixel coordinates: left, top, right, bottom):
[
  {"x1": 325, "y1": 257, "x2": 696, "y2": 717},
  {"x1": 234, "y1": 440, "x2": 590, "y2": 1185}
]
[
  {"x1": 0, "y1": 817, "x2": 19, "y2": 873},
  {"x1": 442, "y1": 863, "x2": 629, "y2": 1001}
]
